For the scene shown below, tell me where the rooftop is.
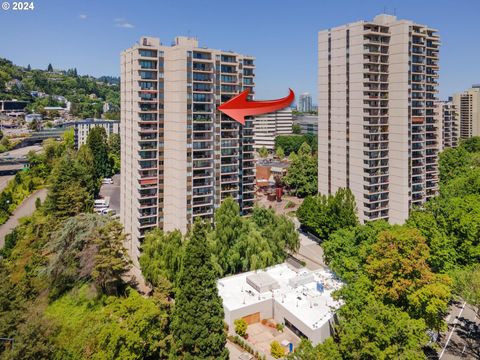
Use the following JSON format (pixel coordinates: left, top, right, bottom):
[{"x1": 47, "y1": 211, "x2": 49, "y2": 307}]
[{"x1": 217, "y1": 263, "x2": 343, "y2": 331}]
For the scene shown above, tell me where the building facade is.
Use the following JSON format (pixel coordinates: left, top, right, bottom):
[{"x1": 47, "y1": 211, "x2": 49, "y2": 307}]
[
  {"x1": 294, "y1": 115, "x2": 318, "y2": 135},
  {"x1": 318, "y1": 14, "x2": 440, "y2": 224},
  {"x1": 121, "y1": 36, "x2": 255, "y2": 261},
  {"x1": 297, "y1": 92, "x2": 313, "y2": 113},
  {"x1": 73, "y1": 119, "x2": 120, "y2": 148},
  {"x1": 452, "y1": 85, "x2": 480, "y2": 139},
  {"x1": 435, "y1": 100, "x2": 459, "y2": 150},
  {"x1": 253, "y1": 107, "x2": 293, "y2": 150}
]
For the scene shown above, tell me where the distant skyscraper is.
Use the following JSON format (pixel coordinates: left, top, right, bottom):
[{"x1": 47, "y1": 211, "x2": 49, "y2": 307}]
[
  {"x1": 435, "y1": 100, "x2": 459, "y2": 150},
  {"x1": 253, "y1": 108, "x2": 293, "y2": 150},
  {"x1": 121, "y1": 36, "x2": 255, "y2": 263},
  {"x1": 318, "y1": 14, "x2": 440, "y2": 224},
  {"x1": 452, "y1": 85, "x2": 480, "y2": 139},
  {"x1": 298, "y1": 92, "x2": 313, "y2": 113}
]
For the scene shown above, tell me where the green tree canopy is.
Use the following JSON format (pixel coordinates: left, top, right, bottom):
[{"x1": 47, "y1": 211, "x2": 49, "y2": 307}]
[{"x1": 171, "y1": 221, "x2": 229, "y2": 359}]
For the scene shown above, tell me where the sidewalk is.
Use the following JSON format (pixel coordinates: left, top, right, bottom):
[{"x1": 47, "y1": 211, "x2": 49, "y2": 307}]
[{"x1": 0, "y1": 188, "x2": 47, "y2": 248}]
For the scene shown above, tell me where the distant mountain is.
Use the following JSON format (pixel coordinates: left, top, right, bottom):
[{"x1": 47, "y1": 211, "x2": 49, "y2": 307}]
[{"x1": 0, "y1": 58, "x2": 119, "y2": 119}]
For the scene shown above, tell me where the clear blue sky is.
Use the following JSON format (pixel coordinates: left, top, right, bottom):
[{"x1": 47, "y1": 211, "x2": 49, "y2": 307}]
[{"x1": 1, "y1": 0, "x2": 479, "y2": 101}]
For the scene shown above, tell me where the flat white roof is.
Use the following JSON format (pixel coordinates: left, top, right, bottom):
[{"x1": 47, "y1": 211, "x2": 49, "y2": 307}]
[{"x1": 217, "y1": 263, "x2": 342, "y2": 331}]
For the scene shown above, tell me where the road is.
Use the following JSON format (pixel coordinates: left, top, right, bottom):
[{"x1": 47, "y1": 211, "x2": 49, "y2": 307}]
[
  {"x1": 0, "y1": 145, "x2": 42, "y2": 159},
  {"x1": 0, "y1": 188, "x2": 48, "y2": 248},
  {"x1": 439, "y1": 301, "x2": 480, "y2": 359},
  {"x1": 99, "y1": 174, "x2": 120, "y2": 214}
]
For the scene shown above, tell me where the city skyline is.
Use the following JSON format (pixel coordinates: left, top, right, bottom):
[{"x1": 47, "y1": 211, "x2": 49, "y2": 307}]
[{"x1": 1, "y1": 0, "x2": 479, "y2": 101}]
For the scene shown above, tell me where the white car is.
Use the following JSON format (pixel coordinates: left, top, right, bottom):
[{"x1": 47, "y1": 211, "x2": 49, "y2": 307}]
[
  {"x1": 102, "y1": 178, "x2": 113, "y2": 185},
  {"x1": 101, "y1": 208, "x2": 116, "y2": 216}
]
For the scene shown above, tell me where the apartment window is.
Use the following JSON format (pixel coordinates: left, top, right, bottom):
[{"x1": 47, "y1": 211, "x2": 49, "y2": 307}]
[{"x1": 139, "y1": 49, "x2": 157, "y2": 57}]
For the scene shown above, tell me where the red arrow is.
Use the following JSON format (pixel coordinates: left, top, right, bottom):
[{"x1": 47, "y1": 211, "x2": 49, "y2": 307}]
[{"x1": 218, "y1": 88, "x2": 295, "y2": 125}]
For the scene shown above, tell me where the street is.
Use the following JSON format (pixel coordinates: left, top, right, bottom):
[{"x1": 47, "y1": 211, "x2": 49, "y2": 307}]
[
  {"x1": 439, "y1": 301, "x2": 480, "y2": 359},
  {"x1": 0, "y1": 188, "x2": 48, "y2": 248}
]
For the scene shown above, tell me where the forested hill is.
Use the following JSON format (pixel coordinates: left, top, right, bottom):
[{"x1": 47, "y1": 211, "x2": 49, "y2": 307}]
[{"x1": 0, "y1": 58, "x2": 119, "y2": 118}]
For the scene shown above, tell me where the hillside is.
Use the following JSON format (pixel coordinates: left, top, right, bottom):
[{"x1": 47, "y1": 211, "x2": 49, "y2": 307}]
[{"x1": 0, "y1": 58, "x2": 119, "y2": 119}]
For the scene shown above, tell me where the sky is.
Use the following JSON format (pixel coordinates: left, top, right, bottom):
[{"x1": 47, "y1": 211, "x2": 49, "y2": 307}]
[{"x1": 1, "y1": 0, "x2": 479, "y2": 101}]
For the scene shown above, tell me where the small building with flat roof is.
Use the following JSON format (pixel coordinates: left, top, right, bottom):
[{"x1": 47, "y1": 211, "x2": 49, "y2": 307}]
[{"x1": 217, "y1": 263, "x2": 342, "y2": 345}]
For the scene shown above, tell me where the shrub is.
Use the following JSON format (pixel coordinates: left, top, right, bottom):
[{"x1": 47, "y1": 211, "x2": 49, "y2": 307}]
[
  {"x1": 234, "y1": 318, "x2": 248, "y2": 338},
  {"x1": 270, "y1": 340, "x2": 285, "y2": 358},
  {"x1": 275, "y1": 323, "x2": 284, "y2": 332}
]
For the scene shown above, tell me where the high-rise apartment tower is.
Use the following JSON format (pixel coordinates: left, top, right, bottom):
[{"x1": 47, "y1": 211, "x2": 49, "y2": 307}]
[
  {"x1": 435, "y1": 100, "x2": 459, "y2": 150},
  {"x1": 318, "y1": 14, "x2": 440, "y2": 224},
  {"x1": 452, "y1": 85, "x2": 480, "y2": 139},
  {"x1": 121, "y1": 37, "x2": 256, "y2": 262}
]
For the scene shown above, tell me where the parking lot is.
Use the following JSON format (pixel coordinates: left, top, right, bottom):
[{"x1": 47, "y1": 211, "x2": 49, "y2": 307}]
[{"x1": 98, "y1": 174, "x2": 120, "y2": 215}]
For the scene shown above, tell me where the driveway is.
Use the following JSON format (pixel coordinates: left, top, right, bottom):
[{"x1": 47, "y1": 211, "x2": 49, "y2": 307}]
[{"x1": 0, "y1": 188, "x2": 48, "y2": 248}]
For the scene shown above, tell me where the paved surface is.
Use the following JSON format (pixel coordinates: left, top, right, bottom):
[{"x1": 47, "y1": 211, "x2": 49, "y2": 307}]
[
  {"x1": 439, "y1": 301, "x2": 480, "y2": 359},
  {"x1": 227, "y1": 340, "x2": 247, "y2": 360},
  {"x1": 292, "y1": 232, "x2": 326, "y2": 271},
  {"x1": 0, "y1": 174, "x2": 14, "y2": 192},
  {"x1": 0, "y1": 145, "x2": 42, "y2": 159},
  {"x1": 0, "y1": 188, "x2": 47, "y2": 248},
  {"x1": 99, "y1": 174, "x2": 120, "y2": 213}
]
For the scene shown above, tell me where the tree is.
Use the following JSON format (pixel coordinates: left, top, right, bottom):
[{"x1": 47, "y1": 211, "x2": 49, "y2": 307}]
[
  {"x1": 86, "y1": 126, "x2": 110, "y2": 180},
  {"x1": 44, "y1": 150, "x2": 93, "y2": 218},
  {"x1": 276, "y1": 146, "x2": 285, "y2": 159},
  {"x1": 171, "y1": 221, "x2": 228, "y2": 359},
  {"x1": 108, "y1": 132, "x2": 121, "y2": 157},
  {"x1": 258, "y1": 146, "x2": 268, "y2": 158},
  {"x1": 140, "y1": 229, "x2": 183, "y2": 288},
  {"x1": 27, "y1": 64, "x2": 31, "y2": 71},
  {"x1": 292, "y1": 123, "x2": 301, "y2": 134},
  {"x1": 283, "y1": 142, "x2": 317, "y2": 197},
  {"x1": 297, "y1": 188, "x2": 358, "y2": 240},
  {"x1": 47, "y1": 63, "x2": 53, "y2": 72},
  {"x1": 270, "y1": 340, "x2": 286, "y2": 359},
  {"x1": 460, "y1": 136, "x2": 480, "y2": 153},
  {"x1": 438, "y1": 146, "x2": 472, "y2": 185},
  {"x1": 234, "y1": 318, "x2": 248, "y2": 338},
  {"x1": 324, "y1": 300, "x2": 428, "y2": 359},
  {"x1": 92, "y1": 220, "x2": 131, "y2": 295},
  {"x1": 451, "y1": 265, "x2": 480, "y2": 317},
  {"x1": 3, "y1": 312, "x2": 59, "y2": 360},
  {"x1": 365, "y1": 227, "x2": 451, "y2": 332}
]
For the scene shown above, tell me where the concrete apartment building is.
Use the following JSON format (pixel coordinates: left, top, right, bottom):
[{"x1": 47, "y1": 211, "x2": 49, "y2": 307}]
[
  {"x1": 318, "y1": 14, "x2": 440, "y2": 224},
  {"x1": 121, "y1": 36, "x2": 255, "y2": 261},
  {"x1": 253, "y1": 107, "x2": 293, "y2": 150},
  {"x1": 73, "y1": 119, "x2": 120, "y2": 149},
  {"x1": 435, "y1": 100, "x2": 459, "y2": 150},
  {"x1": 453, "y1": 85, "x2": 480, "y2": 139}
]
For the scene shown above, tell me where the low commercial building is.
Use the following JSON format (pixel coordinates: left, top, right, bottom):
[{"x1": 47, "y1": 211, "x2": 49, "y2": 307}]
[
  {"x1": 217, "y1": 263, "x2": 342, "y2": 346},
  {"x1": 0, "y1": 100, "x2": 28, "y2": 116},
  {"x1": 256, "y1": 159, "x2": 289, "y2": 188},
  {"x1": 25, "y1": 113, "x2": 43, "y2": 123},
  {"x1": 253, "y1": 108, "x2": 293, "y2": 150},
  {"x1": 293, "y1": 115, "x2": 317, "y2": 135}
]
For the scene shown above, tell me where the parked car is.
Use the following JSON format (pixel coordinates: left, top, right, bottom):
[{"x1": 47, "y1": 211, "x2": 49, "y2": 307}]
[
  {"x1": 101, "y1": 208, "x2": 116, "y2": 216},
  {"x1": 102, "y1": 178, "x2": 113, "y2": 185}
]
